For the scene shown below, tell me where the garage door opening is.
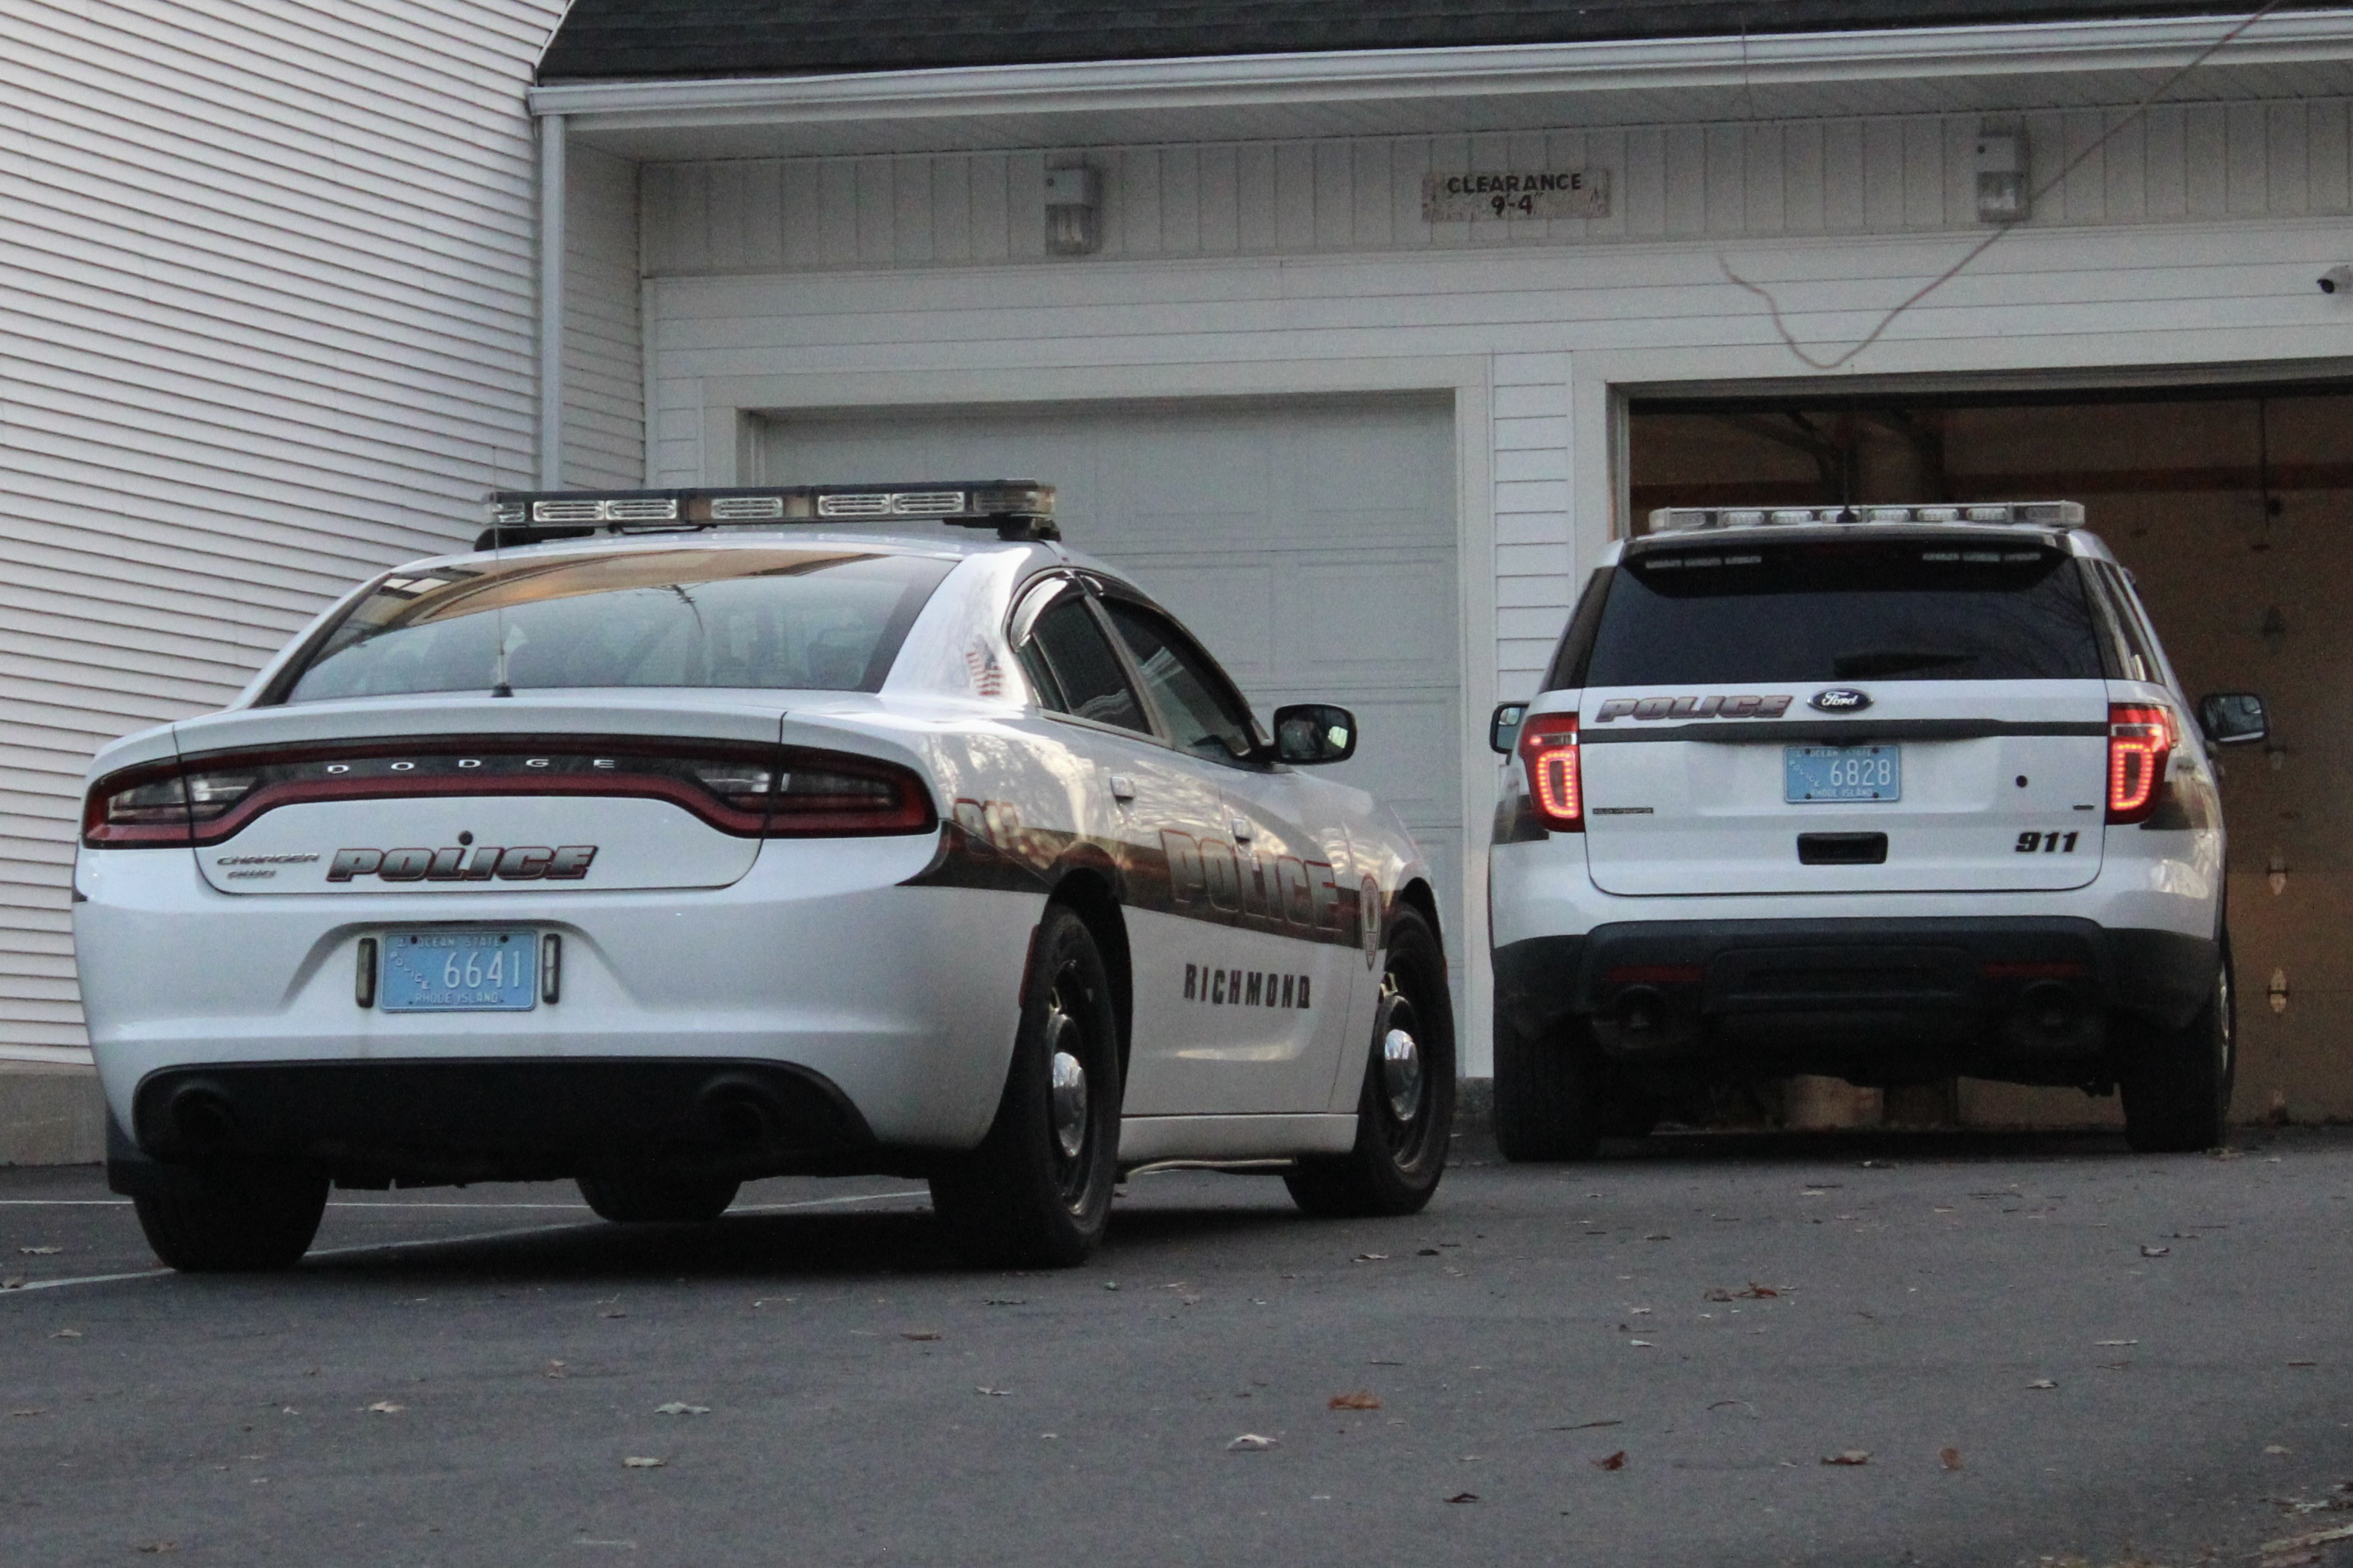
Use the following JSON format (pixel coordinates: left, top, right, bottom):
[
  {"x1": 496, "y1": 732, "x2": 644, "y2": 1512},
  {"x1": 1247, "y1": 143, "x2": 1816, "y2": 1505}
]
[
  {"x1": 753, "y1": 394, "x2": 1467, "y2": 1021},
  {"x1": 1628, "y1": 382, "x2": 2353, "y2": 1131}
]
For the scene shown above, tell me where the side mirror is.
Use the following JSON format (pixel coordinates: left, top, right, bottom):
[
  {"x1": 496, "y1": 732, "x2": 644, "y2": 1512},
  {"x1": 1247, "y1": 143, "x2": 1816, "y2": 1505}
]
[
  {"x1": 2197, "y1": 692, "x2": 2268, "y2": 747},
  {"x1": 1271, "y1": 703, "x2": 1357, "y2": 765},
  {"x1": 1490, "y1": 703, "x2": 1528, "y2": 755}
]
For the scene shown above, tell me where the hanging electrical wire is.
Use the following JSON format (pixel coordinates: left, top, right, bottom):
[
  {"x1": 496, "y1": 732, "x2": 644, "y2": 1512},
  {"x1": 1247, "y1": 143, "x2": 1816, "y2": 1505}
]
[{"x1": 1722, "y1": 0, "x2": 2289, "y2": 372}]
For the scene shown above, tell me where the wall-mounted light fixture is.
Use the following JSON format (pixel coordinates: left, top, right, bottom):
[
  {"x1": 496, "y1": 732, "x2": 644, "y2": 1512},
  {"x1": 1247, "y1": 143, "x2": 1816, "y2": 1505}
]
[
  {"x1": 1975, "y1": 128, "x2": 2027, "y2": 224},
  {"x1": 1045, "y1": 164, "x2": 1103, "y2": 256}
]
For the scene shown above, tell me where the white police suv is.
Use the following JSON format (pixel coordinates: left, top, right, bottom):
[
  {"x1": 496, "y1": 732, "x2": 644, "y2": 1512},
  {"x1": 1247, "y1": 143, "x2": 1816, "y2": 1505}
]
[
  {"x1": 75, "y1": 483, "x2": 1451, "y2": 1271},
  {"x1": 1487, "y1": 501, "x2": 2268, "y2": 1158}
]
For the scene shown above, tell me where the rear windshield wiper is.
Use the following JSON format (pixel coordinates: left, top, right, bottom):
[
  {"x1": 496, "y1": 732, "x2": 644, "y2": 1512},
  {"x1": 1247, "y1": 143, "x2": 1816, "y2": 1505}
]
[{"x1": 1831, "y1": 648, "x2": 1979, "y2": 678}]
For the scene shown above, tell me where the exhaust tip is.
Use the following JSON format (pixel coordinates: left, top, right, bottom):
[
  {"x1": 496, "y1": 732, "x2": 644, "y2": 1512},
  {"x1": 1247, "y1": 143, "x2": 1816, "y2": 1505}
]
[
  {"x1": 2018, "y1": 980, "x2": 2081, "y2": 1039},
  {"x1": 168, "y1": 1084, "x2": 240, "y2": 1153},
  {"x1": 1614, "y1": 985, "x2": 1668, "y2": 1037},
  {"x1": 698, "y1": 1077, "x2": 782, "y2": 1149}
]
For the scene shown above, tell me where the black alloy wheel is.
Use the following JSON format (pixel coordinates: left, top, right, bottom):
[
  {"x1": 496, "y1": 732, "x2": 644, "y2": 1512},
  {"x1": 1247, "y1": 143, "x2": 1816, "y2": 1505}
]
[
  {"x1": 1286, "y1": 905, "x2": 1455, "y2": 1217},
  {"x1": 931, "y1": 904, "x2": 1123, "y2": 1268},
  {"x1": 2121, "y1": 938, "x2": 2236, "y2": 1153},
  {"x1": 132, "y1": 1162, "x2": 329, "y2": 1272},
  {"x1": 575, "y1": 1170, "x2": 742, "y2": 1223}
]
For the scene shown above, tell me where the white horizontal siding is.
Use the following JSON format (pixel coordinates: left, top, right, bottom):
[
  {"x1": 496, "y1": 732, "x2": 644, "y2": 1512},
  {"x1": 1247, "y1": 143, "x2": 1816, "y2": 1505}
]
[
  {"x1": 0, "y1": 0, "x2": 563, "y2": 1058},
  {"x1": 643, "y1": 99, "x2": 2353, "y2": 276}
]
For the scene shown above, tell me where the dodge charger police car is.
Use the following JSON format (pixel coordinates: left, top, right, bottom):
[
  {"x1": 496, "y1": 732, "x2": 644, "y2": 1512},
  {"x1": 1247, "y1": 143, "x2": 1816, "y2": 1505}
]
[
  {"x1": 1487, "y1": 501, "x2": 2267, "y2": 1157},
  {"x1": 75, "y1": 483, "x2": 1453, "y2": 1271}
]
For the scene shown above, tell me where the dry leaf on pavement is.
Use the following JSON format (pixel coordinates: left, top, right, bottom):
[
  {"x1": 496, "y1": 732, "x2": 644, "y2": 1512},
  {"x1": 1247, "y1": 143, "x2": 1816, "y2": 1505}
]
[
  {"x1": 622, "y1": 1456, "x2": 666, "y2": 1469},
  {"x1": 1445, "y1": 1491, "x2": 1479, "y2": 1503},
  {"x1": 2140, "y1": 1246, "x2": 2170, "y2": 1258},
  {"x1": 901, "y1": 1331, "x2": 942, "y2": 1341},
  {"x1": 654, "y1": 1402, "x2": 709, "y2": 1416},
  {"x1": 1940, "y1": 1448, "x2": 1963, "y2": 1471},
  {"x1": 1227, "y1": 1434, "x2": 1277, "y2": 1451},
  {"x1": 1592, "y1": 1451, "x2": 1627, "y2": 1471},
  {"x1": 364, "y1": 1402, "x2": 404, "y2": 1414},
  {"x1": 1823, "y1": 1451, "x2": 1871, "y2": 1465},
  {"x1": 19, "y1": 1246, "x2": 60, "y2": 1255},
  {"x1": 1329, "y1": 1392, "x2": 1381, "y2": 1411},
  {"x1": 2026, "y1": 1379, "x2": 2057, "y2": 1390}
]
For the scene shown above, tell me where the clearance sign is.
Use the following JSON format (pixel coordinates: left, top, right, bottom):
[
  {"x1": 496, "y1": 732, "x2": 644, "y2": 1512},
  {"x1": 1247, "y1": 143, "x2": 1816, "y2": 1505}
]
[{"x1": 1421, "y1": 169, "x2": 1610, "y2": 222}]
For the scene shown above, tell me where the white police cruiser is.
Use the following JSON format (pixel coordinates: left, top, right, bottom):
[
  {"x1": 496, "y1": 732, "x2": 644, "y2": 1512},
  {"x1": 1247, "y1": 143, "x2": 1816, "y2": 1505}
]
[
  {"x1": 1487, "y1": 501, "x2": 2267, "y2": 1158},
  {"x1": 75, "y1": 483, "x2": 1450, "y2": 1271}
]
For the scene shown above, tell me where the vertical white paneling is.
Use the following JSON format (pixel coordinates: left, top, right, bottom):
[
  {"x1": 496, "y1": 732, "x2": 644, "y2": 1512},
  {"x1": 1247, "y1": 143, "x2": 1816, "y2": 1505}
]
[
  {"x1": 2271, "y1": 103, "x2": 2310, "y2": 216},
  {"x1": 1785, "y1": 120, "x2": 1826, "y2": 232},
  {"x1": 1489, "y1": 353, "x2": 1573, "y2": 699},
  {"x1": 1823, "y1": 120, "x2": 1866, "y2": 230},
  {"x1": 1664, "y1": 124, "x2": 1707, "y2": 236},
  {"x1": 1744, "y1": 122, "x2": 1785, "y2": 235},
  {"x1": 933, "y1": 154, "x2": 973, "y2": 264},
  {"x1": 2, "y1": 0, "x2": 561, "y2": 1060},
  {"x1": 2146, "y1": 105, "x2": 2189, "y2": 218},
  {"x1": 563, "y1": 144, "x2": 643, "y2": 490},
  {"x1": 632, "y1": 96, "x2": 2353, "y2": 280},
  {"x1": 2185, "y1": 105, "x2": 2229, "y2": 216},
  {"x1": 2228, "y1": 101, "x2": 2271, "y2": 216},
  {"x1": 893, "y1": 154, "x2": 934, "y2": 265},
  {"x1": 1863, "y1": 119, "x2": 1906, "y2": 230},
  {"x1": 2310, "y1": 100, "x2": 2350, "y2": 212},
  {"x1": 1903, "y1": 118, "x2": 1945, "y2": 229}
]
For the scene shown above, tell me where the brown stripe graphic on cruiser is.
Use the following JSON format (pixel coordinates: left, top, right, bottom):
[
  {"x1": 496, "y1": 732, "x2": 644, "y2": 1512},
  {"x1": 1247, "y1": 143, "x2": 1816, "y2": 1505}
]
[{"x1": 900, "y1": 796, "x2": 1375, "y2": 951}]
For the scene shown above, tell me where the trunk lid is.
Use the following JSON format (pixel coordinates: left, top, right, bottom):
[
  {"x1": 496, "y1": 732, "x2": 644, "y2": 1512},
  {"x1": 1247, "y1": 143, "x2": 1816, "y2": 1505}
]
[{"x1": 174, "y1": 694, "x2": 792, "y2": 896}]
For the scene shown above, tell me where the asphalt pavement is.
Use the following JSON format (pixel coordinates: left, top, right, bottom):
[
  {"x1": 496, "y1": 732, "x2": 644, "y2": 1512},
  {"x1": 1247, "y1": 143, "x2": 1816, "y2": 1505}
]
[{"x1": 4, "y1": 1128, "x2": 2351, "y2": 1568}]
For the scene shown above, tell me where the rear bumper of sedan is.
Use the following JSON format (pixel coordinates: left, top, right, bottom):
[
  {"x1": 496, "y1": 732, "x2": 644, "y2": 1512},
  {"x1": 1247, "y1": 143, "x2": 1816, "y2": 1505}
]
[
  {"x1": 76, "y1": 835, "x2": 1037, "y2": 1185},
  {"x1": 1494, "y1": 917, "x2": 2218, "y2": 1087}
]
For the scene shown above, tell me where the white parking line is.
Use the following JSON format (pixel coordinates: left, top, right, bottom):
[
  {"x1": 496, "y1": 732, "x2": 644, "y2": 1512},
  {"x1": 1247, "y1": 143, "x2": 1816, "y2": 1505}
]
[{"x1": 0, "y1": 1189, "x2": 931, "y2": 1296}]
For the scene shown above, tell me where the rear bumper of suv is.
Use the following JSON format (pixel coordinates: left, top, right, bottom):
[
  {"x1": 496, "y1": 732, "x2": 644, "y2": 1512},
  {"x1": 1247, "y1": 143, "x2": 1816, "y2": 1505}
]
[{"x1": 1494, "y1": 917, "x2": 2217, "y2": 1086}]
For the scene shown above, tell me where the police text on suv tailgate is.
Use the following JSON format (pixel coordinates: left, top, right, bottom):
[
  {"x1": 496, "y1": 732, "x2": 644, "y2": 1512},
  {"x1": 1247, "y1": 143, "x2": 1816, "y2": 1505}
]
[{"x1": 1486, "y1": 501, "x2": 2269, "y2": 1157}]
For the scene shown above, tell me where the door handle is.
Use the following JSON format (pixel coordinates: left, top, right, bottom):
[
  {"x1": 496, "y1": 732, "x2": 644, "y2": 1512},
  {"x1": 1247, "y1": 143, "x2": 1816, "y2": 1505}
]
[
  {"x1": 1107, "y1": 773, "x2": 1137, "y2": 802},
  {"x1": 1228, "y1": 815, "x2": 1253, "y2": 842}
]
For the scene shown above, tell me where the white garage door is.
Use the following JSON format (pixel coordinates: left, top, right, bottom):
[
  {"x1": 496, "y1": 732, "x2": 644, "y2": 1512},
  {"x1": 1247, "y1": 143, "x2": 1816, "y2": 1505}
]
[{"x1": 759, "y1": 394, "x2": 1464, "y2": 1005}]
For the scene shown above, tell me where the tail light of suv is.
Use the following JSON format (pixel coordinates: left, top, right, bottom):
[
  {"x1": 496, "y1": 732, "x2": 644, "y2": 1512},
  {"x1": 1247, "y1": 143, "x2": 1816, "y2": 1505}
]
[
  {"x1": 1516, "y1": 712, "x2": 1584, "y2": 833},
  {"x1": 2106, "y1": 703, "x2": 2175, "y2": 824},
  {"x1": 82, "y1": 738, "x2": 937, "y2": 848}
]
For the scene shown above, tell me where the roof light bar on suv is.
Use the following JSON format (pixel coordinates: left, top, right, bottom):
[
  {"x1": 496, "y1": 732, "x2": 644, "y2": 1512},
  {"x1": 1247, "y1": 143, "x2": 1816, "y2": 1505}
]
[
  {"x1": 479, "y1": 481, "x2": 1058, "y2": 549},
  {"x1": 1646, "y1": 501, "x2": 2085, "y2": 533}
]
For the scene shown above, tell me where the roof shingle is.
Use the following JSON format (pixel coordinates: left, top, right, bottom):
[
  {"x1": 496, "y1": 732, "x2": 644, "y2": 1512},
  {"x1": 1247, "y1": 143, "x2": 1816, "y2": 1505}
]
[{"x1": 539, "y1": 1, "x2": 2321, "y2": 83}]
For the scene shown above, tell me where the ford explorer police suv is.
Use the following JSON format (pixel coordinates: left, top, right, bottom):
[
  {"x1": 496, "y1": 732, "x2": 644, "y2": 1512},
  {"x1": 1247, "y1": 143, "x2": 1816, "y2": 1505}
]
[
  {"x1": 74, "y1": 483, "x2": 1452, "y2": 1272},
  {"x1": 1487, "y1": 501, "x2": 2268, "y2": 1157}
]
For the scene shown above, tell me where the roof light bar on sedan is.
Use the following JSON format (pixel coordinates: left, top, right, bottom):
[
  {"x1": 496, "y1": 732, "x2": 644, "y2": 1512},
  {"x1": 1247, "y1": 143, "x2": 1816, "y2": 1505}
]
[
  {"x1": 1646, "y1": 501, "x2": 2085, "y2": 533},
  {"x1": 479, "y1": 481, "x2": 1058, "y2": 549}
]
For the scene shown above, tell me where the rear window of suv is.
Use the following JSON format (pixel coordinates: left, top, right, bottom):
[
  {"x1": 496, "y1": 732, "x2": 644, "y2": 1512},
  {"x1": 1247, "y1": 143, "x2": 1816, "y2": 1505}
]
[{"x1": 1552, "y1": 536, "x2": 2106, "y2": 689}]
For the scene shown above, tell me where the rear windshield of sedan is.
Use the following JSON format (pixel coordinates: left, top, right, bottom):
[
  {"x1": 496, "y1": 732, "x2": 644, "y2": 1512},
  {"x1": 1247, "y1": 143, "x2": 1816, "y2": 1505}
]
[
  {"x1": 1557, "y1": 537, "x2": 2105, "y2": 689},
  {"x1": 277, "y1": 548, "x2": 955, "y2": 703}
]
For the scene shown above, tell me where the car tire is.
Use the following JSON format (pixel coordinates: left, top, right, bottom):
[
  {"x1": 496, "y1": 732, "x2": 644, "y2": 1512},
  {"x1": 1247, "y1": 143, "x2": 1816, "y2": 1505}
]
[
  {"x1": 132, "y1": 1163, "x2": 328, "y2": 1272},
  {"x1": 1286, "y1": 905, "x2": 1455, "y2": 1218},
  {"x1": 2121, "y1": 939, "x2": 2236, "y2": 1154},
  {"x1": 930, "y1": 905, "x2": 1123, "y2": 1268},
  {"x1": 576, "y1": 1171, "x2": 741, "y2": 1223},
  {"x1": 1493, "y1": 1008, "x2": 1606, "y2": 1162}
]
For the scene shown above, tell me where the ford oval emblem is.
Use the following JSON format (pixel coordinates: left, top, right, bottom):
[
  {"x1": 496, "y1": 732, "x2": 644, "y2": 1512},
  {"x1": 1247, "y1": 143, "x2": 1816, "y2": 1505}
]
[{"x1": 1810, "y1": 688, "x2": 1872, "y2": 713}]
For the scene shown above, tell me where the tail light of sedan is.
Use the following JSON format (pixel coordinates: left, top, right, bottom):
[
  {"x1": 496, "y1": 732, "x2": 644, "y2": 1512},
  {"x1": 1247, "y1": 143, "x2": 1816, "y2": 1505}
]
[{"x1": 83, "y1": 739, "x2": 936, "y2": 847}]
